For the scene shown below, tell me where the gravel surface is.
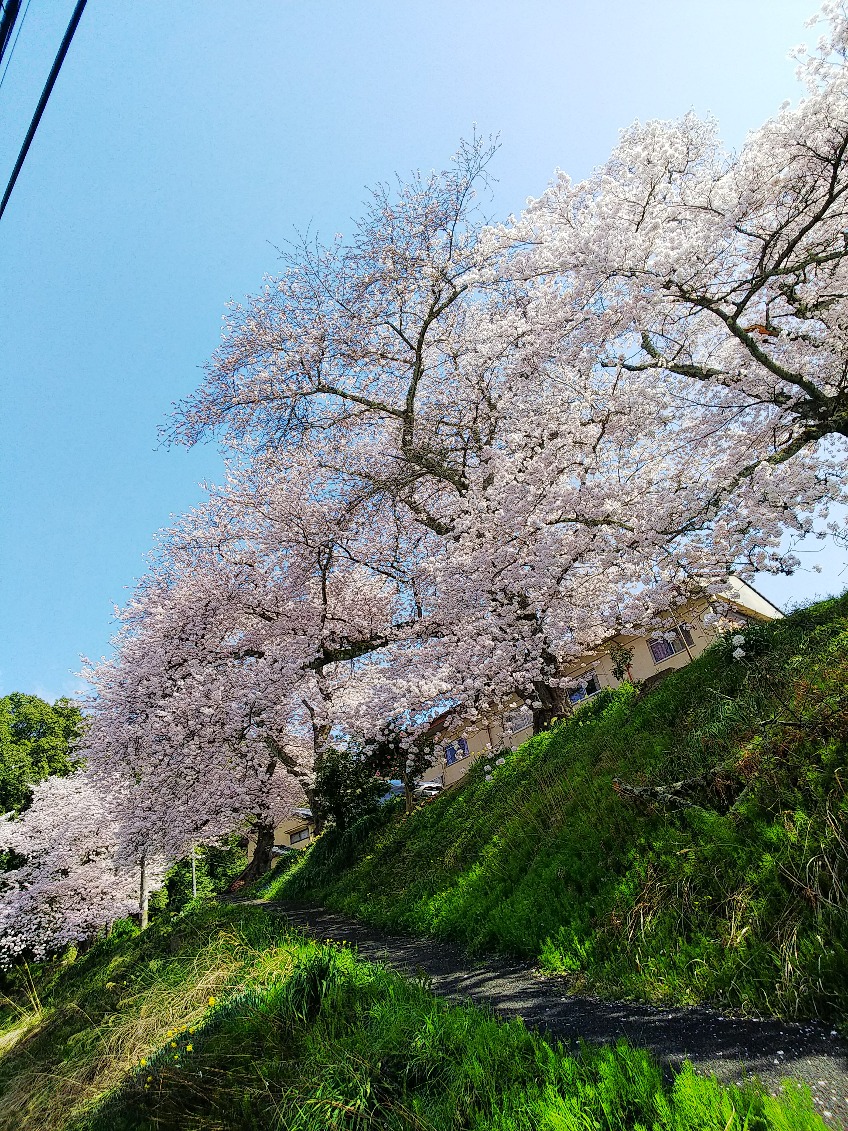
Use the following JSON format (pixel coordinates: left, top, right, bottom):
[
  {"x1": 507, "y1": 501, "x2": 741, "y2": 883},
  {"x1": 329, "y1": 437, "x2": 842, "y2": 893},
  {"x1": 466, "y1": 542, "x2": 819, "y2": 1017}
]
[{"x1": 262, "y1": 900, "x2": 848, "y2": 1129}]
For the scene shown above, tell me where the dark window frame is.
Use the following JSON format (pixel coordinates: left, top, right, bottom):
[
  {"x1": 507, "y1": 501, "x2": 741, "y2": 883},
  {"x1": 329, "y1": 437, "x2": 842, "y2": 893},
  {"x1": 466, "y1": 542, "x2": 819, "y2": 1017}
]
[{"x1": 648, "y1": 624, "x2": 694, "y2": 665}]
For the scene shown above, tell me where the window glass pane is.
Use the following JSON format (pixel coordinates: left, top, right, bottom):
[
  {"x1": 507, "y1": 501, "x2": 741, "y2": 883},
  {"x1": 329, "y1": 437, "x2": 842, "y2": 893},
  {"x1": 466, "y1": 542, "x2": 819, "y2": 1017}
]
[
  {"x1": 568, "y1": 673, "x2": 600, "y2": 702},
  {"x1": 444, "y1": 744, "x2": 457, "y2": 766},
  {"x1": 679, "y1": 625, "x2": 694, "y2": 648},
  {"x1": 650, "y1": 638, "x2": 673, "y2": 663},
  {"x1": 458, "y1": 737, "x2": 469, "y2": 757}
]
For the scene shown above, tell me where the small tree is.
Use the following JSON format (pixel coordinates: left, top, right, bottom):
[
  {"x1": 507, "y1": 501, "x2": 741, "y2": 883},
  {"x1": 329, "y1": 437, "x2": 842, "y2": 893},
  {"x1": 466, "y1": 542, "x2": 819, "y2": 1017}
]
[
  {"x1": 366, "y1": 725, "x2": 436, "y2": 814},
  {"x1": 609, "y1": 643, "x2": 635, "y2": 684},
  {"x1": 311, "y1": 747, "x2": 385, "y2": 834}
]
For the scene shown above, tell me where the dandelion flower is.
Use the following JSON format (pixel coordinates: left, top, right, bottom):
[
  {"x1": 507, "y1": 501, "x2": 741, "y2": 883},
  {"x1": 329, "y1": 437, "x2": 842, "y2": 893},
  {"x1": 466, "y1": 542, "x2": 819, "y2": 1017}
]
[
  {"x1": 186, "y1": 1043, "x2": 193, "y2": 1052},
  {"x1": 140, "y1": 1059, "x2": 147, "y2": 1067},
  {"x1": 207, "y1": 996, "x2": 216, "y2": 1007},
  {"x1": 170, "y1": 1041, "x2": 177, "y2": 1048}
]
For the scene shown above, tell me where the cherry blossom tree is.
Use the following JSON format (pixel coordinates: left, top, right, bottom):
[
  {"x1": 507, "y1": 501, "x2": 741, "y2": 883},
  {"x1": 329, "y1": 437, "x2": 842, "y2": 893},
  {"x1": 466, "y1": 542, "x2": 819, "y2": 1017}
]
[
  {"x1": 0, "y1": 771, "x2": 148, "y2": 964},
  {"x1": 509, "y1": 2, "x2": 848, "y2": 505},
  {"x1": 81, "y1": 5, "x2": 848, "y2": 872}
]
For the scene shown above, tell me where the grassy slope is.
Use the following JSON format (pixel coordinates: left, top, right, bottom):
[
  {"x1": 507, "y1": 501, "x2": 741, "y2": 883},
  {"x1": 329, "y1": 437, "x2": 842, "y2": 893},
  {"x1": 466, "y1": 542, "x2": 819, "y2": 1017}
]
[
  {"x1": 270, "y1": 596, "x2": 848, "y2": 1022},
  {"x1": 0, "y1": 903, "x2": 825, "y2": 1130}
]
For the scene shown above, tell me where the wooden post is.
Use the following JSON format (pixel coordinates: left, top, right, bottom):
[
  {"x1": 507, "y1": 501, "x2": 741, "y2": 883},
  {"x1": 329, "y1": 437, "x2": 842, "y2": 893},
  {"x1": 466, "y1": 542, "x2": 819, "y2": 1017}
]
[{"x1": 139, "y1": 853, "x2": 149, "y2": 931}]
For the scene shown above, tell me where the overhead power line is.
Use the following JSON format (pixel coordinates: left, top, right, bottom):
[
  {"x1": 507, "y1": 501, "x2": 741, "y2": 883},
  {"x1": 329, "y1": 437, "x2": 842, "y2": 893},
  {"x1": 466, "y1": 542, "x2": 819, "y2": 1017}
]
[
  {"x1": 0, "y1": 0, "x2": 22, "y2": 68},
  {"x1": 0, "y1": 0, "x2": 88, "y2": 224},
  {"x1": 0, "y1": 0, "x2": 32, "y2": 94}
]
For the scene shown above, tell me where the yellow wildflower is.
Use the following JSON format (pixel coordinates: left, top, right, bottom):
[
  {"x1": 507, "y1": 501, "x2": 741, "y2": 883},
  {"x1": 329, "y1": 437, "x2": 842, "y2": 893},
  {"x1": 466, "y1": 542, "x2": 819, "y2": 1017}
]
[
  {"x1": 207, "y1": 996, "x2": 216, "y2": 1006},
  {"x1": 139, "y1": 1059, "x2": 146, "y2": 1067},
  {"x1": 186, "y1": 1043, "x2": 193, "y2": 1052},
  {"x1": 170, "y1": 1041, "x2": 177, "y2": 1048}
]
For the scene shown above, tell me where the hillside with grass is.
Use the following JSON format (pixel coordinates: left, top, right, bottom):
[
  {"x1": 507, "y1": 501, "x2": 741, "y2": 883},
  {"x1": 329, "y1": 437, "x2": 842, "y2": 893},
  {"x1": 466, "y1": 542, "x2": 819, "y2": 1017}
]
[
  {"x1": 269, "y1": 595, "x2": 848, "y2": 1024},
  {"x1": 0, "y1": 902, "x2": 827, "y2": 1130}
]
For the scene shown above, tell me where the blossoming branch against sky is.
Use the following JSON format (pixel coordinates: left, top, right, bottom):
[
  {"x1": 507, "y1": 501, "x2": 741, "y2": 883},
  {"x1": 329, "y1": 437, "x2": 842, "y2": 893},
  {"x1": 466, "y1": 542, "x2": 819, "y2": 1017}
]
[{"x1": 0, "y1": 0, "x2": 841, "y2": 699}]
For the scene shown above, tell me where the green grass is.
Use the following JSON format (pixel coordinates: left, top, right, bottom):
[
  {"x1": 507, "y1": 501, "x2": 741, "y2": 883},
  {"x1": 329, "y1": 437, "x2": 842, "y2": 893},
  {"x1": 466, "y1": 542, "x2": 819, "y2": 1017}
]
[
  {"x1": 268, "y1": 595, "x2": 848, "y2": 1022},
  {"x1": 0, "y1": 903, "x2": 826, "y2": 1130}
]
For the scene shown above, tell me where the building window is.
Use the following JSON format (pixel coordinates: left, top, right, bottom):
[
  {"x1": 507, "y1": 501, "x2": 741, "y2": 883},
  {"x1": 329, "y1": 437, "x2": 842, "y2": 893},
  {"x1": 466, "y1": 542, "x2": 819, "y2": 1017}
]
[
  {"x1": 567, "y1": 673, "x2": 601, "y2": 704},
  {"x1": 648, "y1": 625, "x2": 694, "y2": 664},
  {"x1": 444, "y1": 737, "x2": 469, "y2": 766},
  {"x1": 509, "y1": 706, "x2": 534, "y2": 735},
  {"x1": 289, "y1": 827, "x2": 310, "y2": 845}
]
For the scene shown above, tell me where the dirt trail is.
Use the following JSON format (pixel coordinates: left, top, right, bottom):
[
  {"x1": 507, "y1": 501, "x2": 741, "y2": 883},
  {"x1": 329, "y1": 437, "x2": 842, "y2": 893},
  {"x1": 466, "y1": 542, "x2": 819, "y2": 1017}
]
[{"x1": 260, "y1": 899, "x2": 848, "y2": 1129}]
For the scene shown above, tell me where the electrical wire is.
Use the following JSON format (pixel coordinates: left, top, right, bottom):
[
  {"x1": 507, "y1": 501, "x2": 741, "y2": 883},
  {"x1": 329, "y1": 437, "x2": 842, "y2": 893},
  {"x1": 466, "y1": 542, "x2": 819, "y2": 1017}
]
[
  {"x1": 0, "y1": 0, "x2": 32, "y2": 94},
  {"x1": 0, "y1": 0, "x2": 87, "y2": 223}
]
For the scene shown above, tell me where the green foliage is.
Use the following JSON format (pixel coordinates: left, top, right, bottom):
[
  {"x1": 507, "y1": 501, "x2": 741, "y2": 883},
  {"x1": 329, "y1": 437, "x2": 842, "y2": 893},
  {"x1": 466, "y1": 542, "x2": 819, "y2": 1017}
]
[
  {"x1": 0, "y1": 902, "x2": 823, "y2": 1130},
  {"x1": 608, "y1": 641, "x2": 635, "y2": 682},
  {"x1": 312, "y1": 745, "x2": 387, "y2": 832},
  {"x1": 159, "y1": 836, "x2": 248, "y2": 917},
  {"x1": 273, "y1": 595, "x2": 848, "y2": 1022},
  {"x1": 0, "y1": 692, "x2": 83, "y2": 814}
]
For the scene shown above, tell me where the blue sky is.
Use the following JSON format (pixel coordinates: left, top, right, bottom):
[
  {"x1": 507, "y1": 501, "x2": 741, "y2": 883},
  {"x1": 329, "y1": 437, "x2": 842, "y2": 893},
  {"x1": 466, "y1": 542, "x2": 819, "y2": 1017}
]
[{"x1": 1, "y1": 0, "x2": 842, "y2": 701}]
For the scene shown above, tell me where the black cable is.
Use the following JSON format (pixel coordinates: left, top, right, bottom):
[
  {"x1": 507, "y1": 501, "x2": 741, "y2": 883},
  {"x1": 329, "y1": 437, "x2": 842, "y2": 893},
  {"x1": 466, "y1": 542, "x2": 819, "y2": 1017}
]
[
  {"x1": 0, "y1": 0, "x2": 21, "y2": 68},
  {"x1": 0, "y1": 0, "x2": 31, "y2": 93},
  {"x1": 0, "y1": 0, "x2": 88, "y2": 224}
]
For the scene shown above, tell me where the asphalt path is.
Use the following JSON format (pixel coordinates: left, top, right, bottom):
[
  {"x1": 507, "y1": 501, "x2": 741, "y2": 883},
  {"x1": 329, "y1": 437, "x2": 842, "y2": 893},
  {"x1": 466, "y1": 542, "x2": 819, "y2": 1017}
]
[{"x1": 259, "y1": 899, "x2": 848, "y2": 1129}]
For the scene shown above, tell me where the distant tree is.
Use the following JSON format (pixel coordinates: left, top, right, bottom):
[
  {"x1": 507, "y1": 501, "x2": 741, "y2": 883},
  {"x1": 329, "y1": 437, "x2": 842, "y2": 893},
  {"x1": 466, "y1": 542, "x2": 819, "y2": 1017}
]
[
  {"x1": 0, "y1": 771, "x2": 152, "y2": 965},
  {"x1": 365, "y1": 723, "x2": 436, "y2": 814},
  {"x1": 0, "y1": 693, "x2": 83, "y2": 814},
  {"x1": 311, "y1": 747, "x2": 386, "y2": 834}
]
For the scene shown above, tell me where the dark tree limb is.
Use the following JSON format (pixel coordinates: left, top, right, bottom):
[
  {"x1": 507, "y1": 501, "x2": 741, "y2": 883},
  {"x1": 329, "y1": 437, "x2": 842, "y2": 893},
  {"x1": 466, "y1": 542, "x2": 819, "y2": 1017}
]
[{"x1": 612, "y1": 768, "x2": 744, "y2": 814}]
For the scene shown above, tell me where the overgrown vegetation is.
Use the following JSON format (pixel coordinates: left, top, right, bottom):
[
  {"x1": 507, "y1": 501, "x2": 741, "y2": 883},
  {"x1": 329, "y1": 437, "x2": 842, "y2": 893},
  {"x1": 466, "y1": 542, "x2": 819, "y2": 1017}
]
[
  {"x1": 150, "y1": 836, "x2": 248, "y2": 919},
  {"x1": 269, "y1": 596, "x2": 848, "y2": 1022},
  {"x1": 0, "y1": 903, "x2": 824, "y2": 1129}
]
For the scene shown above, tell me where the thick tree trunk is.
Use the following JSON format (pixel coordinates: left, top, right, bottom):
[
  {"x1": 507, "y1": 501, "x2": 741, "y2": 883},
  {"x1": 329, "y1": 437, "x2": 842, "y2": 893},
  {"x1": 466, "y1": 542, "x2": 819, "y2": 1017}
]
[
  {"x1": 531, "y1": 680, "x2": 572, "y2": 734},
  {"x1": 402, "y1": 775, "x2": 415, "y2": 814},
  {"x1": 230, "y1": 818, "x2": 276, "y2": 888}
]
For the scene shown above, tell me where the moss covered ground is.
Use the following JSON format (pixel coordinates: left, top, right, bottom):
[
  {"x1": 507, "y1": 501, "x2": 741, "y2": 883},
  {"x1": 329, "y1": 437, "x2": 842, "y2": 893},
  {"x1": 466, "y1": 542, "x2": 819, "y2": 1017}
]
[{"x1": 267, "y1": 595, "x2": 848, "y2": 1023}]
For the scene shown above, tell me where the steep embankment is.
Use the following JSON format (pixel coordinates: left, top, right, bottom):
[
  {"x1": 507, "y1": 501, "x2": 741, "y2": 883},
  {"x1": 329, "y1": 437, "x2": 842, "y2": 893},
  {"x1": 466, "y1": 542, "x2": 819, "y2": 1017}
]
[
  {"x1": 0, "y1": 902, "x2": 824, "y2": 1130},
  {"x1": 270, "y1": 595, "x2": 848, "y2": 1023}
]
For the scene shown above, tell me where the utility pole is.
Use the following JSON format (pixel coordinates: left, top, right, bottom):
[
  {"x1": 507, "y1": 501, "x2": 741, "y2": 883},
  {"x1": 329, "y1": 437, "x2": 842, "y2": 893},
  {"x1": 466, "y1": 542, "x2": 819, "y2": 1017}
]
[
  {"x1": 139, "y1": 852, "x2": 149, "y2": 931},
  {"x1": 191, "y1": 845, "x2": 197, "y2": 900}
]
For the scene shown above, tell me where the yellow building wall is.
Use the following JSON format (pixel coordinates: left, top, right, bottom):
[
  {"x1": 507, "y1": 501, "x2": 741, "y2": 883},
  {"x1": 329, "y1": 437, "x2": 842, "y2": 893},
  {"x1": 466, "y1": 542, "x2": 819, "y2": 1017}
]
[
  {"x1": 429, "y1": 580, "x2": 781, "y2": 788},
  {"x1": 246, "y1": 815, "x2": 313, "y2": 863}
]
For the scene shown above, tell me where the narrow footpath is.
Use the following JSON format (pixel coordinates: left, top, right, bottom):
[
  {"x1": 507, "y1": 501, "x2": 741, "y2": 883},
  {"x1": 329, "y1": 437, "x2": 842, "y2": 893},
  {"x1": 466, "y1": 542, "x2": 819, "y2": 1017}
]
[{"x1": 262, "y1": 899, "x2": 848, "y2": 1129}]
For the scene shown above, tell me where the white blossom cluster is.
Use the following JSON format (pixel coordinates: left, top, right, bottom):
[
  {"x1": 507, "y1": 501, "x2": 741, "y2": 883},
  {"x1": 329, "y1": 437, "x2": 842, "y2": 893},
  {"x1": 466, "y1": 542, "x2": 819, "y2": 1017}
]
[{"x1": 0, "y1": 773, "x2": 149, "y2": 965}]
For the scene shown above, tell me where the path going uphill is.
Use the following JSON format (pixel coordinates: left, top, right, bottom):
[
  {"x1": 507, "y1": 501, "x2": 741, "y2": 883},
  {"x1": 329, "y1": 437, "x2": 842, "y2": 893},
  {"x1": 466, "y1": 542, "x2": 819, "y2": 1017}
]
[{"x1": 255, "y1": 899, "x2": 848, "y2": 1129}]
